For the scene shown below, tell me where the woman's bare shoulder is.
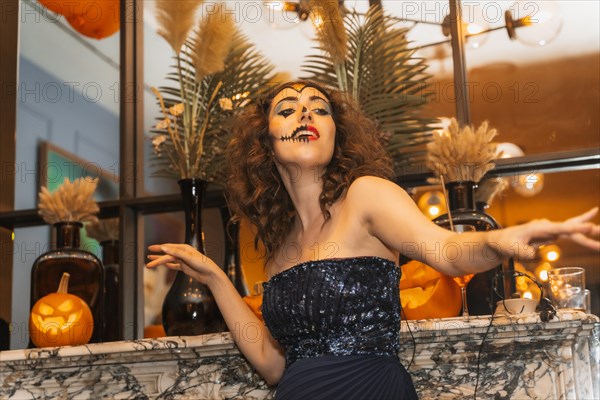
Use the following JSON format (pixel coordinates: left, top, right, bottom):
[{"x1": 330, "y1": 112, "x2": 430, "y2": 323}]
[
  {"x1": 344, "y1": 175, "x2": 417, "y2": 226},
  {"x1": 346, "y1": 176, "x2": 409, "y2": 202}
]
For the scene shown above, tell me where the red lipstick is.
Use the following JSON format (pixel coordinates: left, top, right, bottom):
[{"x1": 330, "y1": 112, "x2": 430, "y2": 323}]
[{"x1": 307, "y1": 126, "x2": 320, "y2": 140}]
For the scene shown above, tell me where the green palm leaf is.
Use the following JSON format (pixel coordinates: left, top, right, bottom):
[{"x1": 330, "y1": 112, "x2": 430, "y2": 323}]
[
  {"x1": 301, "y1": 6, "x2": 437, "y2": 175},
  {"x1": 151, "y1": 30, "x2": 275, "y2": 183}
]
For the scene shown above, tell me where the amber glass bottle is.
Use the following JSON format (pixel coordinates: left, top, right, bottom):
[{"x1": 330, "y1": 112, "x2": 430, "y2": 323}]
[{"x1": 30, "y1": 222, "x2": 104, "y2": 343}]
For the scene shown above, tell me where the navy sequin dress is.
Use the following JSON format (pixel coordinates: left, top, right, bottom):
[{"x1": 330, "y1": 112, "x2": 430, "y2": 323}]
[{"x1": 262, "y1": 256, "x2": 418, "y2": 400}]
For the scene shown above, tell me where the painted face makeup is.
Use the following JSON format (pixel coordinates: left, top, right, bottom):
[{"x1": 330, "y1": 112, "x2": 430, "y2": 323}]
[
  {"x1": 269, "y1": 85, "x2": 334, "y2": 144},
  {"x1": 267, "y1": 84, "x2": 337, "y2": 169},
  {"x1": 280, "y1": 124, "x2": 321, "y2": 143}
]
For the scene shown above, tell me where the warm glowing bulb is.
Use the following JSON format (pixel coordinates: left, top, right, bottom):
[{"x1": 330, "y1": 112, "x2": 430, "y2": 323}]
[
  {"x1": 509, "y1": 1, "x2": 563, "y2": 47},
  {"x1": 417, "y1": 191, "x2": 447, "y2": 219},
  {"x1": 540, "y1": 245, "x2": 561, "y2": 262},
  {"x1": 534, "y1": 261, "x2": 553, "y2": 282},
  {"x1": 520, "y1": 16, "x2": 533, "y2": 26},
  {"x1": 496, "y1": 142, "x2": 525, "y2": 158},
  {"x1": 546, "y1": 251, "x2": 559, "y2": 262},
  {"x1": 466, "y1": 23, "x2": 485, "y2": 35},
  {"x1": 512, "y1": 172, "x2": 544, "y2": 197},
  {"x1": 312, "y1": 13, "x2": 324, "y2": 29},
  {"x1": 523, "y1": 291, "x2": 533, "y2": 299}
]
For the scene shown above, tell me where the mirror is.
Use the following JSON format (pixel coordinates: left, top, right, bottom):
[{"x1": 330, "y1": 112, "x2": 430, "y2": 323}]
[
  {"x1": 9, "y1": 0, "x2": 121, "y2": 349},
  {"x1": 412, "y1": 168, "x2": 600, "y2": 315}
]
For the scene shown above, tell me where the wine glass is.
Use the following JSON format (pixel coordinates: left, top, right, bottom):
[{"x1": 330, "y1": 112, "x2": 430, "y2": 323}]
[
  {"x1": 453, "y1": 273, "x2": 475, "y2": 317},
  {"x1": 453, "y1": 224, "x2": 476, "y2": 317}
]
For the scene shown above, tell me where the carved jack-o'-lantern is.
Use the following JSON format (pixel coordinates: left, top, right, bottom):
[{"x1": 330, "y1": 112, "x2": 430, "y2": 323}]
[
  {"x1": 29, "y1": 272, "x2": 94, "y2": 348},
  {"x1": 400, "y1": 260, "x2": 462, "y2": 320}
]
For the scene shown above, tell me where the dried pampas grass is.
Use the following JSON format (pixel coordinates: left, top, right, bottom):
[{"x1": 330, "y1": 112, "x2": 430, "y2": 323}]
[
  {"x1": 310, "y1": 0, "x2": 347, "y2": 64},
  {"x1": 427, "y1": 118, "x2": 499, "y2": 183},
  {"x1": 475, "y1": 178, "x2": 508, "y2": 207},
  {"x1": 155, "y1": 0, "x2": 203, "y2": 53},
  {"x1": 38, "y1": 177, "x2": 99, "y2": 225},
  {"x1": 193, "y1": 2, "x2": 234, "y2": 81},
  {"x1": 86, "y1": 218, "x2": 119, "y2": 243}
]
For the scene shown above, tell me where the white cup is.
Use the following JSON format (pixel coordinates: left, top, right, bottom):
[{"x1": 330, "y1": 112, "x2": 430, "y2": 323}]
[{"x1": 495, "y1": 298, "x2": 538, "y2": 315}]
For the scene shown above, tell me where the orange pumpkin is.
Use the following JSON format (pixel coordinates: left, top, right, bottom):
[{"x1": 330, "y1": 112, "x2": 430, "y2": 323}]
[
  {"x1": 66, "y1": 0, "x2": 120, "y2": 40},
  {"x1": 38, "y1": 0, "x2": 79, "y2": 18},
  {"x1": 144, "y1": 324, "x2": 166, "y2": 339},
  {"x1": 400, "y1": 260, "x2": 462, "y2": 320},
  {"x1": 243, "y1": 281, "x2": 265, "y2": 321},
  {"x1": 243, "y1": 294, "x2": 264, "y2": 322},
  {"x1": 29, "y1": 272, "x2": 94, "y2": 347},
  {"x1": 38, "y1": 0, "x2": 104, "y2": 19}
]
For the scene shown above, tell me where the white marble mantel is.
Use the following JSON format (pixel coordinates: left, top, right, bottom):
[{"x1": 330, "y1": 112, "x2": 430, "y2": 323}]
[{"x1": 1, "y1": 310, "x2": 598, "y2": 399}]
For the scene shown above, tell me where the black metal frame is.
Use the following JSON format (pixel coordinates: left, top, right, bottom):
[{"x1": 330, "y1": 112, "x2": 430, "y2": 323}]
[
  {"x1": 398, "y1": 148, "x2": 600, "y2": 188},
  {"x1": 0, "y1": 0, "x2": 19, "y2": 322},
  {"x1": 118, "y1": 0, "x2": 144, "y2": 340}
]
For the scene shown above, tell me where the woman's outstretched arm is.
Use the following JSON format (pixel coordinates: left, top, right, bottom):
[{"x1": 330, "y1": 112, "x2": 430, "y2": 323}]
[
  {"x1": 348, "y1": 176, "x2": 600, "y2": 276},
  {"x1": 146, "y1": 244, "x2": 286, "y2": 384}
]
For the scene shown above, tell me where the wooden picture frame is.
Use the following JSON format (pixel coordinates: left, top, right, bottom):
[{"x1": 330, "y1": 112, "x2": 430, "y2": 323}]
[{"x1": 38, "y1": 141, "x2": 119, "y2": 201}]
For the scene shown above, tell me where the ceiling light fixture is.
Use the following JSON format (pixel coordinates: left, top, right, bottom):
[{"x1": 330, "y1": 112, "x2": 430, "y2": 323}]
[
  {"x1": 419, "y1": 2, "x2": 563, "y2": 50},
  {"x1": 505, "y1": 1, "x2": 563, "y2": 46}
]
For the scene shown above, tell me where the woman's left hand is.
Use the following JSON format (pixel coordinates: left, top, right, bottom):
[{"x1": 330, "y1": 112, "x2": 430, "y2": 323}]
[{"x1": 492, "y1": 207, "x2": 600, "y2": 260}]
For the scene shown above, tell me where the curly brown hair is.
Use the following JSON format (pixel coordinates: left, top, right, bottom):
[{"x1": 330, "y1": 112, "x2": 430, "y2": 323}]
[{"x1": 226, "y1": 80, "x2": 394, "y2": 260}]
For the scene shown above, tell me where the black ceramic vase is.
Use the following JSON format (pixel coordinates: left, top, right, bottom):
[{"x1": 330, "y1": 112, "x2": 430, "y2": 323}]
[
  {"x1": 30, "y1": 221, "x2": 105, "y2": 343},
  {"x1": 433, "y1": 181, "x2": 511, "y2": 315},
  {"x1": 161, "y1": 179, "x2": 227, "y2": 336},
  {"x1": 101, "y1": 240, "x2": 120, "y2": 341},
  {"x1": 220, "y1": 206, "x2": 250, "y2": 298}
]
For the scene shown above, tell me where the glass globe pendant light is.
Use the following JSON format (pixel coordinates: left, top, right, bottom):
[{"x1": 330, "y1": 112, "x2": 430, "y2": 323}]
[{"x1": 505, "y1": 1, "x2": 563, "y2": 46}]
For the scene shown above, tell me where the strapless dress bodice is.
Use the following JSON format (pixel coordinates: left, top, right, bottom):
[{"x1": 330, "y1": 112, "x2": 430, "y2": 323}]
[{"x1": 262, "y1": 256, "x2": 401, "y2": 367}]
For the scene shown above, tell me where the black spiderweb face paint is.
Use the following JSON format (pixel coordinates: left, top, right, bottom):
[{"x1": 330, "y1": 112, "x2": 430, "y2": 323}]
[
  {"x1": 270, "y1": 85, "x2": 332, "y2": 143},
  {"x1": 280, "y1": 125, "x2": 321, "y2": 143}
]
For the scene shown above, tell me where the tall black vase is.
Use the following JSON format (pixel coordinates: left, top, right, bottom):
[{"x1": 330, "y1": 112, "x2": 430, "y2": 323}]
[
  {"x1": 433, "y1": 181, "x2": 506, "y2": 315},
  {"x1": 220, "y1": 206, "x2": 250, "y2": 298},
  {"x1": 101, "y1": 240, "x2": 120, "y2": 342},
  {"x1": 161, "y1": 179, "x2": 227, "y2": 336}
]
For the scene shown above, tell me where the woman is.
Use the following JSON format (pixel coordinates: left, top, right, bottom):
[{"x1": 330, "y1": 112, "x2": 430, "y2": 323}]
[{"x1": 147, "y1": 81, "x2": 600, "y2": 399}]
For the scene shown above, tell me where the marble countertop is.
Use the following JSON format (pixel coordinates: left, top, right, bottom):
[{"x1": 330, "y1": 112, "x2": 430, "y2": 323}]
[
  {"x1": 1, "y1": 310, "x2": 598, "y2": 399},
  {"x1": 1, "y1": 309, "x2": 596, "y2": 365},
  {"x1": 0, "y1": 332, "x2": 236, "y2": 365}
]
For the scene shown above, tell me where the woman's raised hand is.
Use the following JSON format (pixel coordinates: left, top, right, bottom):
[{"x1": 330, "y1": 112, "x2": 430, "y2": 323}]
[
  {"x1": 146, "y1": 244, "x2": 224, "y2": 286},
  {"x1": 492, "y1": 207, "x2": 600, "y2": 260}
]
